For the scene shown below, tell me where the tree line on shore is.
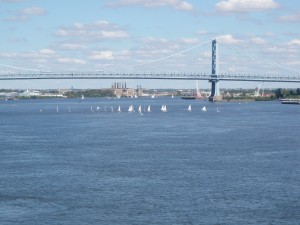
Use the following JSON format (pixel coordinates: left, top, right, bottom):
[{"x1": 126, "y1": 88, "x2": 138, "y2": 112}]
[
  {"x1": 1, "y1": 88, "x2": 300, "y2": 100},
  {"x1": 64, "y1": 89, "x2": 114, "y2": 98},
  {"x1": 274, "y1": 88, "x2": 300, "y2": 99}
]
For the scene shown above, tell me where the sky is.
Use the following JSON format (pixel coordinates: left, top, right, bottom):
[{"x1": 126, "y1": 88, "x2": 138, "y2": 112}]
[{"x1": 0, "y1": 0, "x2": 300, "y2": 90}]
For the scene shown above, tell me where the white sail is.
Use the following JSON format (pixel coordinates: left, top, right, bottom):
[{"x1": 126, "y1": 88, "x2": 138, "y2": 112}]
[
  {"x1": 188, "y1": 104, "x2": 192, "y2": 111},
  {"x1": 217, "y1": 107, "x2": 220, "y2": 112},
  {"x1": 161, "y1": 105, "x2": 167, "y2": 112},
  {"x1": 118, "y1": 106, "x2": 121, "y2": 112},
  {"x1": 128, "y1": 105, "x2": 134, "y2": 112},
  {"x1": 147, "y1": 105, "x2": 151, "y2": 112},
  {"x1": 81, "y1": 94, "x2": 84, "y2": 100},
  {"x1": 138, "y1": 105, "x2": 142, "y2": 114},
  {"x1": 202, "y1": 106, "x2": 206, "y2": 112}
]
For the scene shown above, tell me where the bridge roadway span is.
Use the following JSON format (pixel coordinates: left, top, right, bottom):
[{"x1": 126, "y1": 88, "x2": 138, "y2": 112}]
[{"x1": 0, "y1": 72, "x2": 300, "y2": 83}]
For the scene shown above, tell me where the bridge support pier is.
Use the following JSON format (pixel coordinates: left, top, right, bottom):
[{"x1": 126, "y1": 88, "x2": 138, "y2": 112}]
[
  {"x1": 209, "y1": 79, "x2": 222, "y2": 102},
  {"x1": 209, "y1": 38, "x2": 222, "y2": 102}
]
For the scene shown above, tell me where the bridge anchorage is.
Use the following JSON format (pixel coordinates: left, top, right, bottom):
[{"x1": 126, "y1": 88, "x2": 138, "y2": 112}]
[{"x1": 209, "y1": 38, "x2": 222, "y2": 102}]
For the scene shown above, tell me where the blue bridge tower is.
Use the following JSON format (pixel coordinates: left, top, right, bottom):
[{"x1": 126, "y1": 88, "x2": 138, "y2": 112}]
[{"x1": 209, "y1": 39, "x2": 222, "y2": 102}]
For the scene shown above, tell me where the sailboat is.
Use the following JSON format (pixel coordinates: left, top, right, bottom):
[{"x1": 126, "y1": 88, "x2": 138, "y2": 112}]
[
  {"x1": 56, "y1": 106, "x2": 59, "y2": 113},
  {"x1": 161, "y1": 105, "x2": 167, "y2": 112},
  {"x1": 188, "y1": 104, "x2": 192, "y2": 112},
  {"x1": 147, "y1": 105, "x2": 151, "y2": 112},
  {"x1": 118, "y1": 105, "x2": 121, "y2": 112},
  {"x1": 138, "y1": 105, "x2": 143, "y2": 115},
  {"x1": 128, "y1": 105, "x2": 134, "y2": 113},
  {"x1": 217, "y1": 107, "x2": 220, "y2": 113},
  {"x1": 68, "y1": 106, "x2": 71, "y2": 112},
  {"x1": 202, "y1": 106, "x2": 206, "y2": 112},
  {"x1": 81, "y1": 94, "x2": 84, "y2": 100}
]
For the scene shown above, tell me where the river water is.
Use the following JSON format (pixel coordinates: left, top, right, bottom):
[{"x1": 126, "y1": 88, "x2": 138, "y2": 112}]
[{"x1": 0, "y1": 98, "x2": 299, "y2": 225}]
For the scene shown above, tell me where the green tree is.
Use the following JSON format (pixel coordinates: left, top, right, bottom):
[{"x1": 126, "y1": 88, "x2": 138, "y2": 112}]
[
  {"x1": 274, "y1": 88, "x2": 283, "y2": 99},
  {"x1": 281, "y1": 89, "x2": 290, "y2": 98},
  {"x1": 289, "y1": 89, "x2": 296, "y2": 96}
]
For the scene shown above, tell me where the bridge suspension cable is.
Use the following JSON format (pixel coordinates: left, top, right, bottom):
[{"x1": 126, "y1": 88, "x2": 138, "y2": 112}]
[
  {"x1": 0, "y1": 63, "x2": 51, "y2": 73},
  {"x1": 218, "y1": 39, "x2": 300, "y2": 75},
  {"x1": 119, "y1": 40, "x2": 211, "y2": 69}
]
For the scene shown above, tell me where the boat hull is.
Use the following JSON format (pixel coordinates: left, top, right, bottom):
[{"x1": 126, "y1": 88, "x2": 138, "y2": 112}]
[{"x1": 281, "y1": 99, "x2": 300, "y2": 104}]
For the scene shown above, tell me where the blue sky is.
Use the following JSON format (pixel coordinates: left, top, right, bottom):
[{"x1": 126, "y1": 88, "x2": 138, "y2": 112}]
[{"x1": 0, "y1": 0, "x2": 300, "y2": 89}]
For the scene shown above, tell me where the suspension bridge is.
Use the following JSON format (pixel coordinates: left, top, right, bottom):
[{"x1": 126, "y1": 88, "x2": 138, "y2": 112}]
[{"x1": 1, "y1": 38, "x2": 300, "y2": 101}]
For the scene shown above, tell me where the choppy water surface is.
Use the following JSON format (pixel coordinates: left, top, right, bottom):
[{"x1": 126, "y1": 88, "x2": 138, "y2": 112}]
[{"x1": 0, "y1": 98, "x2": 299, "y2": 225}]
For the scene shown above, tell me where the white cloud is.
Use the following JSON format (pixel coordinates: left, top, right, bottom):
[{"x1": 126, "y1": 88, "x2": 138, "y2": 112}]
[
  {"x1": 196, "y1": 30, "x2": 210, "y2": 35},
  {"x1": 215, "y1": 0, "x2": 280, "y2": 13},
  {"x1": 4, "y1": 6, "x2": 47, "y2": 22},
  {"x1": 21, "y1": 7, "x2": 47, "y2": 15},
  {"x1": 55, "y1": 20, "x2": 129, "y2": 41},
  {"x1": 180, "y1": 38, "x2": 199, "y2": 45},
  {"x1": 57, "y1": 58, "x2": 86, "y2": 65},
  {"x1": 216, "y1": 34, "x2": 244, "y2": 44},
  {"x1": 100, "y1": 31, "x2": 128, "y2": 39},
  {"x1": 287, "y1": 39, "x2": 300, "y2": 46},
  {"x1": 250, "y1": 37, "x2": 267, "y2": 45},
  {"x1": 56, "y1": 29, "x2": 69, "y2": 37},
  {"x1": 135, "y1": 37, "x2": 184, "y2": 58},
  {"x1": 58, "y1": 43, "x2": 85, "y2": 50},
  {"x1": 0, "y1": 50, "x2": 56, "y2": 59},
  {"x1": 39, "y1": 48, "x2": 55, "y2": 55},
  {"x1": 107, "y1": 0, "x2": 194, "y2": 12},
  {"x1": 0, "y1": 52, "x2": 18, "y2": 58},
  {"x1": 265, "y1": 46, "x2": 297, "y2": 54},
  {"x1": 174, "y1": 1, "x2": 193, "y2": 11},
  {"x1": 278, "y1": 12, "x2": 300, "y2": 23},
  {"x1": 89, "y1": 51, "x2": 115, "y2": 60},
  {"x1": 142, "y1": 37, "x2": 169, "y2": 44},
  {"x1": 5, "y1": 15, "x2": 29, "y2": 22}
]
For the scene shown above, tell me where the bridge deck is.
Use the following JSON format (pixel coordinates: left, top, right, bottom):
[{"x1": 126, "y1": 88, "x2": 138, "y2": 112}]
[{"x1": 0, "y1": 72, "x2": 299, "y2": 82}]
